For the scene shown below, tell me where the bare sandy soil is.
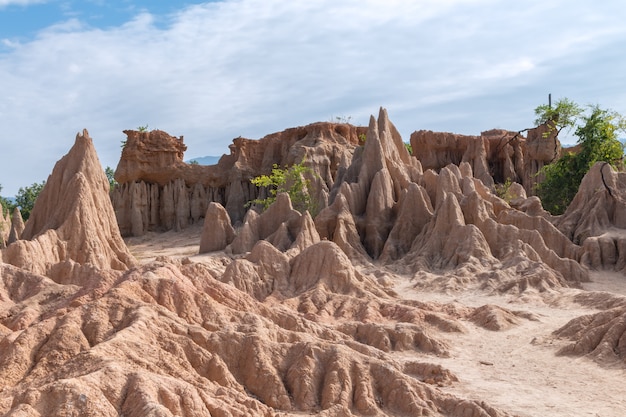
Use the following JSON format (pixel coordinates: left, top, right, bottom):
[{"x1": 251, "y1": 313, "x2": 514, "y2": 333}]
[{"x1": 126, "y1": 227, "x2": 626, "y2": 417}]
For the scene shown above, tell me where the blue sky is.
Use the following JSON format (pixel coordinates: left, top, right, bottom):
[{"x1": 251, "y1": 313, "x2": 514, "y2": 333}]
[{"x1": 1, "y1": 0, "x2": 626, "y2": 196}]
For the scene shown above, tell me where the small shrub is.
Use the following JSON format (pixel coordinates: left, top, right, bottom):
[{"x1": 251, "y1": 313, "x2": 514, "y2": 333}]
[
  {"x1": 248, "y1": 160, "x2": 317, "y2": 214},
  {"x1": 494, "y1": 178, "x2": 514, "y2": 203}
]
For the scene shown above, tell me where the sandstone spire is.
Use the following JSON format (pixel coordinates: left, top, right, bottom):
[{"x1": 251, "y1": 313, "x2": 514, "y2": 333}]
[{"x1": 2, "y1": 129, "x2": 135, "y2": 274}]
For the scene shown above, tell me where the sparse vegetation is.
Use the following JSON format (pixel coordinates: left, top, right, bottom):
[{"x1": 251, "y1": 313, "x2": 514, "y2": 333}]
[
  {"x1": 404, "y1": 142, "x2": 413, "y2": 155},
  {"x1": 536, "y1": 104, "x2": 625, "y2": 214},
  {"x1": 332, "y1": 115, "x2": 353, "y2": 124},
  {"x1": 122, "y1": 125, "x2": 149, "y2": 148},
  {"x1": 494, "y1": 178, "x2": 514, "y2": 203},
  {"x1": 248, "y1": 160, "x2": 316, "y2": 214}
]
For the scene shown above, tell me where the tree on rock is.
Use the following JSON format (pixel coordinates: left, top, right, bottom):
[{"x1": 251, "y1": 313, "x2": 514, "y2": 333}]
[
  {"x1": 534, "y1": 97, "x2": 583, "y2": 138},
  {"x1": 536, "y1": 104, "x2": 625, "y2": 214}
]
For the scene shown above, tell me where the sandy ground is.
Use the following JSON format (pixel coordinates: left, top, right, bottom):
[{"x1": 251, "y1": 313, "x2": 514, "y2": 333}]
[
  {"x1": 126, "y1": 228, "x2": 626, "y2": 417},
  {"x1": 396, "y1": 283, "x2": 626, "y2": 417}
]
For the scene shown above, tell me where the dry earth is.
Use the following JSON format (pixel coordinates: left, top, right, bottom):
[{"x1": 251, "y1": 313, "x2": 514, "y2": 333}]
[{"x1": 127, "y1": 226, "x2": 626, "y2": 417}]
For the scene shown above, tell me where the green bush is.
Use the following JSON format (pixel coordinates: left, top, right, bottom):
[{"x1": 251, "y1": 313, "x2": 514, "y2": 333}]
[{"x1": 249, "y1": 160, "x2": 316, "y2": 214}]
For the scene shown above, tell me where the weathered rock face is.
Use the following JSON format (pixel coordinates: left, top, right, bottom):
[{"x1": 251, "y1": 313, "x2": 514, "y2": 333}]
[
  {"x1": 112, "y1": 123, "x2": 363, "y2": 235},
  {"x1": 0, "y1": 254, "x2": 520, "y2": 417},
  {"x1": 1, "y1": 129, "x2": 135, "y2": 275},
  {"x1": 410, "y1": 124, "x2": 559, "y2": 195},
  {"x1": 555, "y1": 302, "x2": 626, "y2": 364}
]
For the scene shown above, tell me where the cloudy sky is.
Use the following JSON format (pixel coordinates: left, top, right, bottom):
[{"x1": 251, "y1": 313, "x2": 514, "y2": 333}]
[{"x1": 1, "y1": 0, "x2": 625, "y2": 195}]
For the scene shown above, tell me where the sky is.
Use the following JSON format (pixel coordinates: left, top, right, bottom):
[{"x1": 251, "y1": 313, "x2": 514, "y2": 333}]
[{"x1": 1, "y1": 0, "x2": 625, "y2": 196}]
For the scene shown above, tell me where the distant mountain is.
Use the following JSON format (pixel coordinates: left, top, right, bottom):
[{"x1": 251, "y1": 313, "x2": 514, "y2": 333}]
[{"x1": 185, "y1": 155, "x2": 221, "y2": 165}]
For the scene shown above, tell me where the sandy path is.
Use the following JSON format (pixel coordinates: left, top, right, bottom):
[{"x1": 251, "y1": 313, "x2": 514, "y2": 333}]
[{"x1": 395, "y1": 281, "x2": 626, "y2": 417}]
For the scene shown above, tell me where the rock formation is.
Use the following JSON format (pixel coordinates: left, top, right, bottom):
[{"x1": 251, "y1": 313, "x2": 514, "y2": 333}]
[
  {"x1": 112, "y1": 123, "x2": 364, "y2": 235},
  {"x1": 410, "y1": 123, "x2": 559, "y2": 195},
  {"x1": 198, "y1": 202, "x2": 235, "y2": 253},
  {"x1": 1, "y1": 129, "x2": 135, "y2": 276},
  {"x1": 312, "y1": 108, "x2": 587, "y2": 292},
  {"x1": 555, "y1": 302, "x2": 626, "y2": 364}
]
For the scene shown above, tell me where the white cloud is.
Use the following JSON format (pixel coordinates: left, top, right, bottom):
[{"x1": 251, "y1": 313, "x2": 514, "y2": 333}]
[
  {"x1": 1, "y1": 0, "x2": 626, "y2": 195},
  {"x1": 0, "y1": 0, "x2": 46, "y2": 7}
]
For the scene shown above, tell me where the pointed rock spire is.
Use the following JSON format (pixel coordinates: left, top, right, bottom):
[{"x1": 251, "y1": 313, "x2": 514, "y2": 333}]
[{"x1": 2, "y1": 129, "x2": 135, "y2": 274}]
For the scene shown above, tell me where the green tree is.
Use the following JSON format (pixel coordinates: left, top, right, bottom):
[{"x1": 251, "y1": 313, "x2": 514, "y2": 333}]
[
  {"x1": 534, "y1": 97, "x2": 583, "y2": 138},
  {"x1": 536, "y1": 104, "x2": 625, "y2": 214},
  {"x1": 15, "y1": 181, "x2": 46, "y2": 221},
  {"x1": 249, "y1": 160, "x2": 316, "y2": 214},
  {"x1": 105, "y1": 166, "x2": 118, "y2": 191}
]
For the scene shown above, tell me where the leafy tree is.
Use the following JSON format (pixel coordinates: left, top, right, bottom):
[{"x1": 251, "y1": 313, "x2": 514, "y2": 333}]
[
  {"x1": 536, "y1": 104, "x2": 625, "y2": 214},
  {"x1": 248, "y1": 160, "x2": 316, "y2": 214},
  {"x1": 534, "y1": 97, "x2": 583, "y2": 138},
  {"x1": 105, "y1": 166, "x2": 118, "y2": 191},
  {"x1": 15, "y1": 181, "x2": 46, "y2": 221}
]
